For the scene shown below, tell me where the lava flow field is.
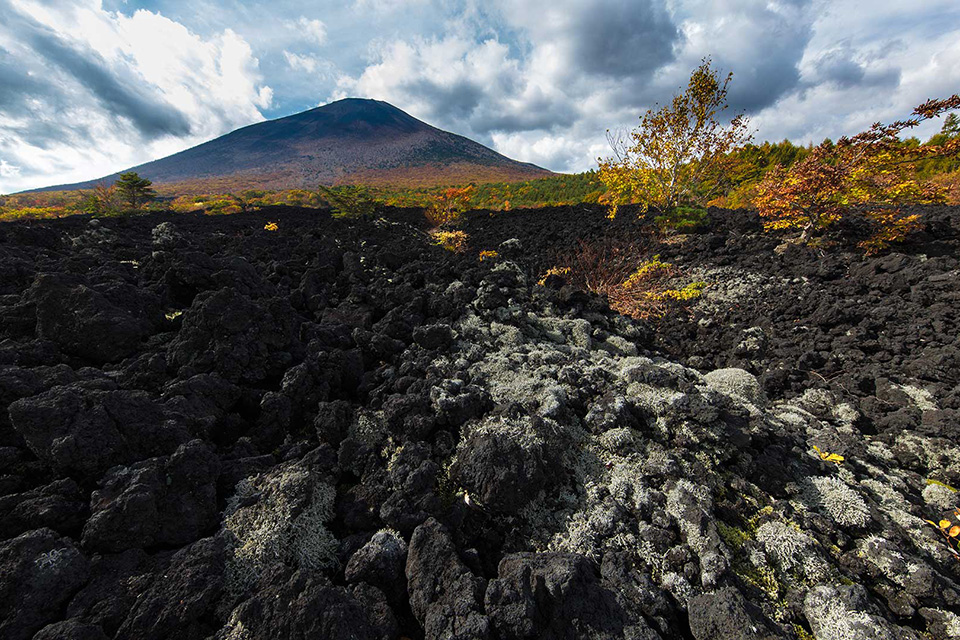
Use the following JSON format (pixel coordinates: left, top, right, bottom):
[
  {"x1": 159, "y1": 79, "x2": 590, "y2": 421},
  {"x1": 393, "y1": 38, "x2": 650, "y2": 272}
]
[{"x1": 1, "y1": 204, "x2": 959, "y2": 640}]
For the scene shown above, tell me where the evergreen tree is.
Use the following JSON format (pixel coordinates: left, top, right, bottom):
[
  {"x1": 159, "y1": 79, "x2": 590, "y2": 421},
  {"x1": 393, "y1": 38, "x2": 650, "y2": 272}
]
[{"x1": 115, "y1": 172, "x2": 156, "y2": 210}]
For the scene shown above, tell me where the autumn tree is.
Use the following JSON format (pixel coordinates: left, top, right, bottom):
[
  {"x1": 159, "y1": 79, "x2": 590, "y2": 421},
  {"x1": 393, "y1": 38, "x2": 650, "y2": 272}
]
[
  {"x1": 756, "y1": 95, "x2": 960, "y2": 251},
  {"x1": 598, "y1": 57, "x2": 751, "y2": 215},
  {"x1": 425, "y1": 185, "x2": 475, "y2": 226},
  {"x1": 115, "y1": 172, "x2": 157, "y2": 210},
  {"x1": 82, "y1": 181, "x2": 119, "y2": 215}
]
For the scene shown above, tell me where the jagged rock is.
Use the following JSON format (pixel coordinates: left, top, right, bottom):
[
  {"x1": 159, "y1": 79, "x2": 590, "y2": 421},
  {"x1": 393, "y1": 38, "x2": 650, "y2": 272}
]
[
  {"x1": 451, "y1": 418, "x2": 554, "y2": 514},
  {"x1": 414, "y1": 323, "x2": 454, "y2": 350},
  {"x1": 82, "y1": 440, "x2": 220, "y2": 552},
  {"x1": 162, "y1": 373, "x2": 241, "y2": 440},
  {"x1": 167, "y1": 288, "x2": 300, "y2": 383},
  {"x1": 0, "y1": 478, "x2": 87, "y2": 540},
  {"x1": 116, "y1": 537, "x2": 225, "y2": 640},
  {"x1": 32, "y1": 620, "x2": 109, "y2": 640},
  {"x1": 380, "y1": 443, "x2": 442, "y2": 533},
  {"x1": 485, "y1": 552, "x2": 661, "y2": 640},
  {"x1": 345, "y1": 529, "x2": 409, "y2": 606},
  {"x1": 406, "y1": 518, "x2": 490, "y2": 640},
  {"x1": 217, "y1": 570, "x2": 397, "y2": 640},
  {"x1": 688, "y1": 588, "x2": 785, "y2": 640},
  {"x1": 66, "y1": 548, "x2": 158, "y2": 636},
  {"x1": 0, "y1": 528, "x2": 90, "y2": 640},
  {"x1": 27, "y1": 274, "x2": 154, "y2": 364},
  {"x1": 315, "y1": 399, "x2": 353, "y2": 445},
  {"x1": 8, "y1": 383, "x2": 190, "y2": 480}
]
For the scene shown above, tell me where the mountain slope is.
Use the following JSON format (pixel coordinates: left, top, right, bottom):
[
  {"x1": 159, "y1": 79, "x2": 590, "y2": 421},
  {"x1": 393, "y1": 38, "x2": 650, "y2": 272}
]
[{"x1": 34, "y1": 99, "x2": 552, "y2": 193}]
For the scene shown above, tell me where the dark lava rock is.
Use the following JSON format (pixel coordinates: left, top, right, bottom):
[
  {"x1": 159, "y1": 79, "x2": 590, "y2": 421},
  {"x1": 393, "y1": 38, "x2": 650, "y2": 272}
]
[
  {"x1": 82, "y1": 440, "x2": 220, "y2": 552},
  {"x1": 28, "y1": 273, "x2": 153, "y2": 364},
  {"x1": 8, "y1": 383, "x2": 190, "y2": 480},
  {"x1": 485, "y1": 552, "x2": 660, "y2": 640},
  {"x1": 315, "y1": 399, "x2": 353, "y2": 446},
  {"x1": 0, "y1": 528, "x2": 90, "y2": 640},
  {"x1": 406, "y1": 518, "x2": 490, "y2": 640},
  {"x1": 0, "y1": 478, "x2": 88, "y2": 540},
  {"x1": 166, "y1": 287, "x2": 300, "y2": 384},
  {"x1": 451, "y1": 427, "x2": 552, "y2": 515},
  {"x1": 115, "y1": 536, "x2": 225, "y2": 640},
  {"x1": 688, "y1": 588, "x2": 785, "y2": 640},
  {"x1": 380, "y1": 443, "x2": 443, "y2": 533},
  {"x1": 32, "y1": 620, "x2": 109, "y2": 640},
  {"x1": 413, "y1": 323, "x2": 454, "y2": 350},
  {"x1": 65, "y1": 548, "x2": 157, "y2": 636},
  {"x1": 344, "y1": 529, "x2": 409, "y2": 607},
  {"x1": 217, "y1": 570, "x2": 397, "y2": 640}
]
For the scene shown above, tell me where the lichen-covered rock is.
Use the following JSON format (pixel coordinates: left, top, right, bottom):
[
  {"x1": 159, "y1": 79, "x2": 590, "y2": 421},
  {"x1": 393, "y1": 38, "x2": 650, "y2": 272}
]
[
  {"x1": 703, "y1": 368, "x2": 765, "y2": 405},
  {"x1": 803, "y1": 584, "x2": 911, "y2": 640}
]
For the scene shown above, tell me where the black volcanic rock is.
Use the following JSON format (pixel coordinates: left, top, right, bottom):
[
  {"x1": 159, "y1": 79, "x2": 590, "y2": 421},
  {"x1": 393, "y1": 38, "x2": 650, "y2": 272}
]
[
  {"x1": 34, "y1": 99, "x2": 552, "y2": 192},
  {"x1": 0, "y1": 205, "x2": 959, "y2": 640}
]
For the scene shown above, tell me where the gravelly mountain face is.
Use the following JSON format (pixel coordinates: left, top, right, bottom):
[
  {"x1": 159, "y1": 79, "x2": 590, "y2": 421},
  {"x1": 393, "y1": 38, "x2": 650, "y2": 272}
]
[
  {"x1": 31, "y1": 99, "x2": 551, "y2": 193},
  {"x1": 0, "y1": 205, "x2": 959, "y2": 640}
]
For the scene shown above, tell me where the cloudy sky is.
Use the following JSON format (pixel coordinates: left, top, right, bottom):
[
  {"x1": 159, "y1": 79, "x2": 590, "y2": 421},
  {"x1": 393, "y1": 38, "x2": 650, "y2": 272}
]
[{"x1": 1, "y1": 0, "x2": 958, "y2": 193}]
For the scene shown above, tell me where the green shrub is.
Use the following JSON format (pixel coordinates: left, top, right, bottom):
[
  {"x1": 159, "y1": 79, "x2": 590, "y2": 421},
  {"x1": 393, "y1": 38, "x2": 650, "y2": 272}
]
[
  {"x1": 654, "y1": 206, "x2": 709, "y2": 233},
  {"x1": 318, "y1": 185, "x2": 378, "y2": 219}
]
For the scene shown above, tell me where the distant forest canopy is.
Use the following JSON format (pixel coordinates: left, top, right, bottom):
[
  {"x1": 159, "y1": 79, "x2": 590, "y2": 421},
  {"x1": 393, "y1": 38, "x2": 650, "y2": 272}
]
[{"x1": 3, "y1": 118, "x2": 959, "y2": 222}]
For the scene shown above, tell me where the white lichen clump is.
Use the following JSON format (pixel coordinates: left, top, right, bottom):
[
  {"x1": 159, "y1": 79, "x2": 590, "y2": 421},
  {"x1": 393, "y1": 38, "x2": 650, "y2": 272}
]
[
  {"x1": 809, "y1": 476, "x2": 870, "y2": 527},
  {"x1": 223, "y1": 465, "x2": 338, "y2": 594},
  {"x1": 756, "y1": 521, "x2": 814, "y2": 569}
]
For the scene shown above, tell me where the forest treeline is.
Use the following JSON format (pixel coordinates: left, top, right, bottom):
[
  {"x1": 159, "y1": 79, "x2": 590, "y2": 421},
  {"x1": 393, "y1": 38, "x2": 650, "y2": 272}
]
[{"x1": 2, "y1": 115, "x2": 958, "y2": 222}]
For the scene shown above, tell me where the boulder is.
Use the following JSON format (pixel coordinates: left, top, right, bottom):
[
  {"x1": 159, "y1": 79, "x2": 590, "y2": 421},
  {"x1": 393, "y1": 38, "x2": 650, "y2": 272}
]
[
  {"x1": 28, "y1": 274, "x2": 153, "y2": 364},
  {"x1": 82, "y1": 440, "x2": 220, "y2": 552},
  {"x1": 688, "y1": 588, "x2": 785, "y2": 640},
  {"x1": 406, "y1": 518, "x2": 490, "y2": 640},
  {"x1": 9, "y1": 384, "x2": 190, "y2": 480},
  {"x1": 0, "y1": 528, "x2": 90, "y2": 640}
]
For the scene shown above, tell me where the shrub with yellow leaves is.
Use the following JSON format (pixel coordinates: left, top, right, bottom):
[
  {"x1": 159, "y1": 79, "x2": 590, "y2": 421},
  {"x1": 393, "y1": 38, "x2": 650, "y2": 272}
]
[{"x1": 431, "y1": 230, "x2": 468, "y2": 253}]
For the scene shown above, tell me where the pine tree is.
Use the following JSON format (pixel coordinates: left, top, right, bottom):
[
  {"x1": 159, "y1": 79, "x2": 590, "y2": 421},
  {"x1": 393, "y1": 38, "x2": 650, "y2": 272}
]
[{"x1": 115, "y1": 172, "x2": 157, "y2": 210}]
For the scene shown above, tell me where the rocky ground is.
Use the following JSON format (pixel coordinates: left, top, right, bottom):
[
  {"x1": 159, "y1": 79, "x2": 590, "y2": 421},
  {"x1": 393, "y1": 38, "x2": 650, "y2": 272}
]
[{"x1": 0, "y1": 204, "x2": 958, "y2": 640}]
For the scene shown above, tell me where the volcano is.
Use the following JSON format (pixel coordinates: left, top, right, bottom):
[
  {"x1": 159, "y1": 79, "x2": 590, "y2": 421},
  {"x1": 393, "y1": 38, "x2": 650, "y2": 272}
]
[{"x1": 35, "y1": 99, "x2": 552, "y2": 193}]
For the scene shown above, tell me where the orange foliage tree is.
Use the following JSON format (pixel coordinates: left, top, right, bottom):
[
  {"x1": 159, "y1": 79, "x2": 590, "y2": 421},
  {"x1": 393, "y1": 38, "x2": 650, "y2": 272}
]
[
  {"x1": 425, "y1": 185, "x2": 475, "y2": 227},
  {"x1": 598, "y1": 58, "x2": 751, "y2": 216},
  {"x1": 756, "y1": 95, "x2": 960, "y2": 252}
]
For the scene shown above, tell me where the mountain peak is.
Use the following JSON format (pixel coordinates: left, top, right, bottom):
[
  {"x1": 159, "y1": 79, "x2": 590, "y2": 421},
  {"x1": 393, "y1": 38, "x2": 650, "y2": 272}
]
[{"x1": 33, "y1": 98, "x2": 550, "y2": 193}]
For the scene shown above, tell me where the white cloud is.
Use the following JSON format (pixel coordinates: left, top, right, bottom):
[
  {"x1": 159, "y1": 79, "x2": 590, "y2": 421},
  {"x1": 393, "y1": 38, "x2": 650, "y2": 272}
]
[
  {"x1": 2, "y1": 0, "x2": 959, "y2": 190},
  {"x1": 0, "y1": 0, "x2": 272, "y2": 192},
  {"x1": 282, "y1": 50, "x2": 337, "y2": 78},
  {"x1": 290, "y1": 16, "x2": 327, "y2": 46},
  {"x1": 0, "y1": 160, "x2": 21, "y2": 179}
]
